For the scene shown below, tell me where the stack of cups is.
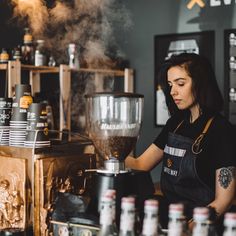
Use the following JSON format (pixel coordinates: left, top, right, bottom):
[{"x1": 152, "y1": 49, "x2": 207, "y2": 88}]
[
  {"x1": 10, "y1": 84, "x2": 33, "y2": 147},
  {"x1": 24, "y1": 103, "x2": 51, "y2": 148},
  {"x1": 0, "y1": 97, "x2": 12, "y2": 145}
]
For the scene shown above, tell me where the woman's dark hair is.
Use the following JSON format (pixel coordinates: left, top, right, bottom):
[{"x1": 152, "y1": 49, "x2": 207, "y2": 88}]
[{"x1": 157, "y1": 53, "x2": 224, "y2": 116}]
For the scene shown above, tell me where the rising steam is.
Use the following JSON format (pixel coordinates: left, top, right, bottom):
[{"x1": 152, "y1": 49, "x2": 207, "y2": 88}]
[
  {"x1": 11, "y1": 0, "x2": 49, "y2": 37},
  {"x1": 10, "y1": 0, "x2": 132, "y2": 132},
  {"x1": 11, "y1": 0, "x2": 132, "y2": 68}
]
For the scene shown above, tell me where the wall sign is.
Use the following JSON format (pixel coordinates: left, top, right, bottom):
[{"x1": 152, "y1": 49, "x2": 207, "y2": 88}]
[
  {"x1": 187, "y1": 0, "x2": 236, "y2": 9},
  {"x1": 187, "y1": 0, "x2": 205, "y2": 9}
]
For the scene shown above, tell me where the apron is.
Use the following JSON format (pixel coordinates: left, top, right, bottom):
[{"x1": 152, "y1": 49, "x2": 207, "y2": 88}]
[{"x1": 160, "y1": 117, "x2": 215, "y2": 219}]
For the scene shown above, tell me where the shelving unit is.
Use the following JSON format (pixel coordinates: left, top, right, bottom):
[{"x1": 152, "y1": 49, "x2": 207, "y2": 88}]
[
  {"x1": 224, "y1": 29, "x2": 236, "y2": 125},
  {"x1": 0, "y1": 62, "x2": 134, "y2": 235},
  {"x1": 0, "y1": 61, "x2": 134, "y2": 135}
]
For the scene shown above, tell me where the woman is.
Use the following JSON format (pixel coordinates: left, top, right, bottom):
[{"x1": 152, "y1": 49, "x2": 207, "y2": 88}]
[{"x1": 125, "y1": 53, "x2": 236, "y2": 231}]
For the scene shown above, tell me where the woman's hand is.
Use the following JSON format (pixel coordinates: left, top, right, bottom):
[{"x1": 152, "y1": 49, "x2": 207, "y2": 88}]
[{"x1": 125, "y1": 144, "x2": 164, "y2": 171}]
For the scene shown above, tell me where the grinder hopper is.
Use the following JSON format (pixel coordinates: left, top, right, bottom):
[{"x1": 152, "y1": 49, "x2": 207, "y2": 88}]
[
  {"x1": 85, "y1": 92, "x2": 144, "y2": 173},
  {"x1": 85, "y1": 93, "x2": 154, "y2": 222}
]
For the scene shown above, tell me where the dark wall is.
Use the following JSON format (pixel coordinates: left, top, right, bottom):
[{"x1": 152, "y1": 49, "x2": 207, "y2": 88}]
[
  {"x1": 118, "y1": 1, "x2": 236, "y2": 182},
  {"x1": 0, "y1": 0, "x2": 21, "y2": 49}
]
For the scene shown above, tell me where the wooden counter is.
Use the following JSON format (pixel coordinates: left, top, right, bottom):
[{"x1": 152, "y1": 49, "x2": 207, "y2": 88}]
[{"x1": 0, "y1": 140, "x2": 96, "y2": 236}]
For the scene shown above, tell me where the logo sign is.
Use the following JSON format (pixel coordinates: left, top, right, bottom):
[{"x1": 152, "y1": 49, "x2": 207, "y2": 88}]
[
  {"x1": 187, "y1": 0, "x2": 205, "y2": 9},
  {"x1": 187, "y1": 0, "x2": 235, "y2": 9}
]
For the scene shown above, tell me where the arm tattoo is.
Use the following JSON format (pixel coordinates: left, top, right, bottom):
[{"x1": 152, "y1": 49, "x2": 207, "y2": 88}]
[{"x1": 218, "y1": 166, "x2": 236, "y2": 189}]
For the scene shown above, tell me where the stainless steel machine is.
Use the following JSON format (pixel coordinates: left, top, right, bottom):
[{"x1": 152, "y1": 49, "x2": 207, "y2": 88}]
[
  {"x1": 85, "y1": 92, "x2": 154, "y2": 222},
  {"x1": 50, "y1": 92, "x2": 154, "y2": 235},
  {"x1": 85, "y1": 92, "x2": 143, "y2": 173}
]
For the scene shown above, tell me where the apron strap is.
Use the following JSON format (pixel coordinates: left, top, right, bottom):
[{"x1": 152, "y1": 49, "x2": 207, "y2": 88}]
[
  {"x1": 192, "y1": 117, "x2": 214, "y2": 154},
  {"x1": 173, "y1": 120, "x2": 185, "y2": 133}
]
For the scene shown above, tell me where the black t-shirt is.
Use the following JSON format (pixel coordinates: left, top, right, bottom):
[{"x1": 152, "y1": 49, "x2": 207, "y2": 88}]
[{"x1": 154, "y1": 111, "x2": 236, "y2": 191}]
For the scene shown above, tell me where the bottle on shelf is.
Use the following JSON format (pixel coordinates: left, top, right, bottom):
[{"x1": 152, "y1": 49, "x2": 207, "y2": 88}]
[
  {"x1": 229, "y1": 88, "x2": 236, "y2": 102},
  {"x1": 192, "y1": 207, "x2": 209, "y2": 236},
  {"x1": 12, "y1": 45, "x2": 22, "y2": 61},
  {"x1": 68, "y1": 43, "x2": 80, "y2": 69},
  {"x1": 98, "y1": 190, "x2": 118, "y2": 236},
  {"x1": 35, "y1": 39, "x2": 47, "y2": 66},
  {"x1": 141, "y1": 199, "x2": 159, "y2": 236},
  {"x1": 119, "y1": 196, "x2": 136, "y2": 236},
  {"x1": 21, "y1": 27, "x2": 35, "y2": 65},
  {"x1": 229, "y1": 56, "x2": 236, "y2": 70},
  {"x1": 0, "y1": 48, "x2": 9, "y2": 64},
  {"x1": 223, "y1": 212, "x2": 236, "y2": 236},
  {"x1": 42, "y1": 100, "x2": 55, "y2": 130},
  {"x1": 229, "y1": 33, "x2": 236, "y2": 47},
  {"x1": 48, "y1": 55, "x2": 56, "y2": 67},
  {"x1": 167, "y1": 203, "x2": 189, "y2": 236}
]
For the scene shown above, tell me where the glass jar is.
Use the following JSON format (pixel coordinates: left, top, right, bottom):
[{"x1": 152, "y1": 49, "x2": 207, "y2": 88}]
[
  {"x1": 21, "y1": 28, "x2": 35, "y2": 65},
  {"x1": 35, "y1": 39, "x2": 46, "y2": 66}
]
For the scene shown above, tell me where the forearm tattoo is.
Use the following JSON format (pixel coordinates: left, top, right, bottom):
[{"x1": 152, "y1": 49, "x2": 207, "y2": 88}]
[{"x1": 218, "y1": 166, "x2": 236, "y2": 189}]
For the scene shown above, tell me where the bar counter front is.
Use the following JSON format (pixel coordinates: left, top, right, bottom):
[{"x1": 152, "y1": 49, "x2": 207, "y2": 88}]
[{"x1": 0, "y1": 139, "x2": 96, "y2": 236}]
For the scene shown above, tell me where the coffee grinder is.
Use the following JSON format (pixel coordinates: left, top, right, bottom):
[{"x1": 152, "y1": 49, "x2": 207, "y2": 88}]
[{"x1": 85, "y1": 92, "x2": 154, "y2": 220}]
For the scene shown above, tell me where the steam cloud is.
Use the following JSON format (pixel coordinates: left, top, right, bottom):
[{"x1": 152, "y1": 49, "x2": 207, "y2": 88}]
[
  {"x1": 10, "y1": 0, "x2": 132, "y2": 132},
  {"x1": 12, "y1": 0, "x2": 49, "y2": 37},
  {"x1": 11, "y1": 0, "x2": 132, "y2": 68}
]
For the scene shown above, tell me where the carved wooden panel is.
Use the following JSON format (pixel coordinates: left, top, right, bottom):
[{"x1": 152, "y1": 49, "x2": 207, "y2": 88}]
[{"x1": 0, "y1": 156, "x2": 27, "y2": 231}]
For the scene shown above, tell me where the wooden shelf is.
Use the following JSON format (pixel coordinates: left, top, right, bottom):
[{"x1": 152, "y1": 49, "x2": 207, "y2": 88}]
[
  {"x1": 0, "y1": 63, "x2": 7, "y2": 70},
  {"x1": 2, "y1": 61, "x2": 134, "y2": 150},
  {"x1": 1, "y1": 63, "x2": 60, "y2": 73},
  {"x1": 21, "y1": 64, "x2": 60, "y2": 73},
  {"x1": 0, "y1": 63, "x2": 126, "y2": 76},
  {"x1": 22, "y1": 65, "x2": 126, "y2": 76},
  {"x1": 72, "y1": 68, "x2": 125, "y2": 76}
]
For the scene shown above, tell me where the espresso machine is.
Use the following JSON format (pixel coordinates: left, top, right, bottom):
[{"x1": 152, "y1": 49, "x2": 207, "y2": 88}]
[{"x1": 85, "y1": 92, "x2": 154, "y2": 221}]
